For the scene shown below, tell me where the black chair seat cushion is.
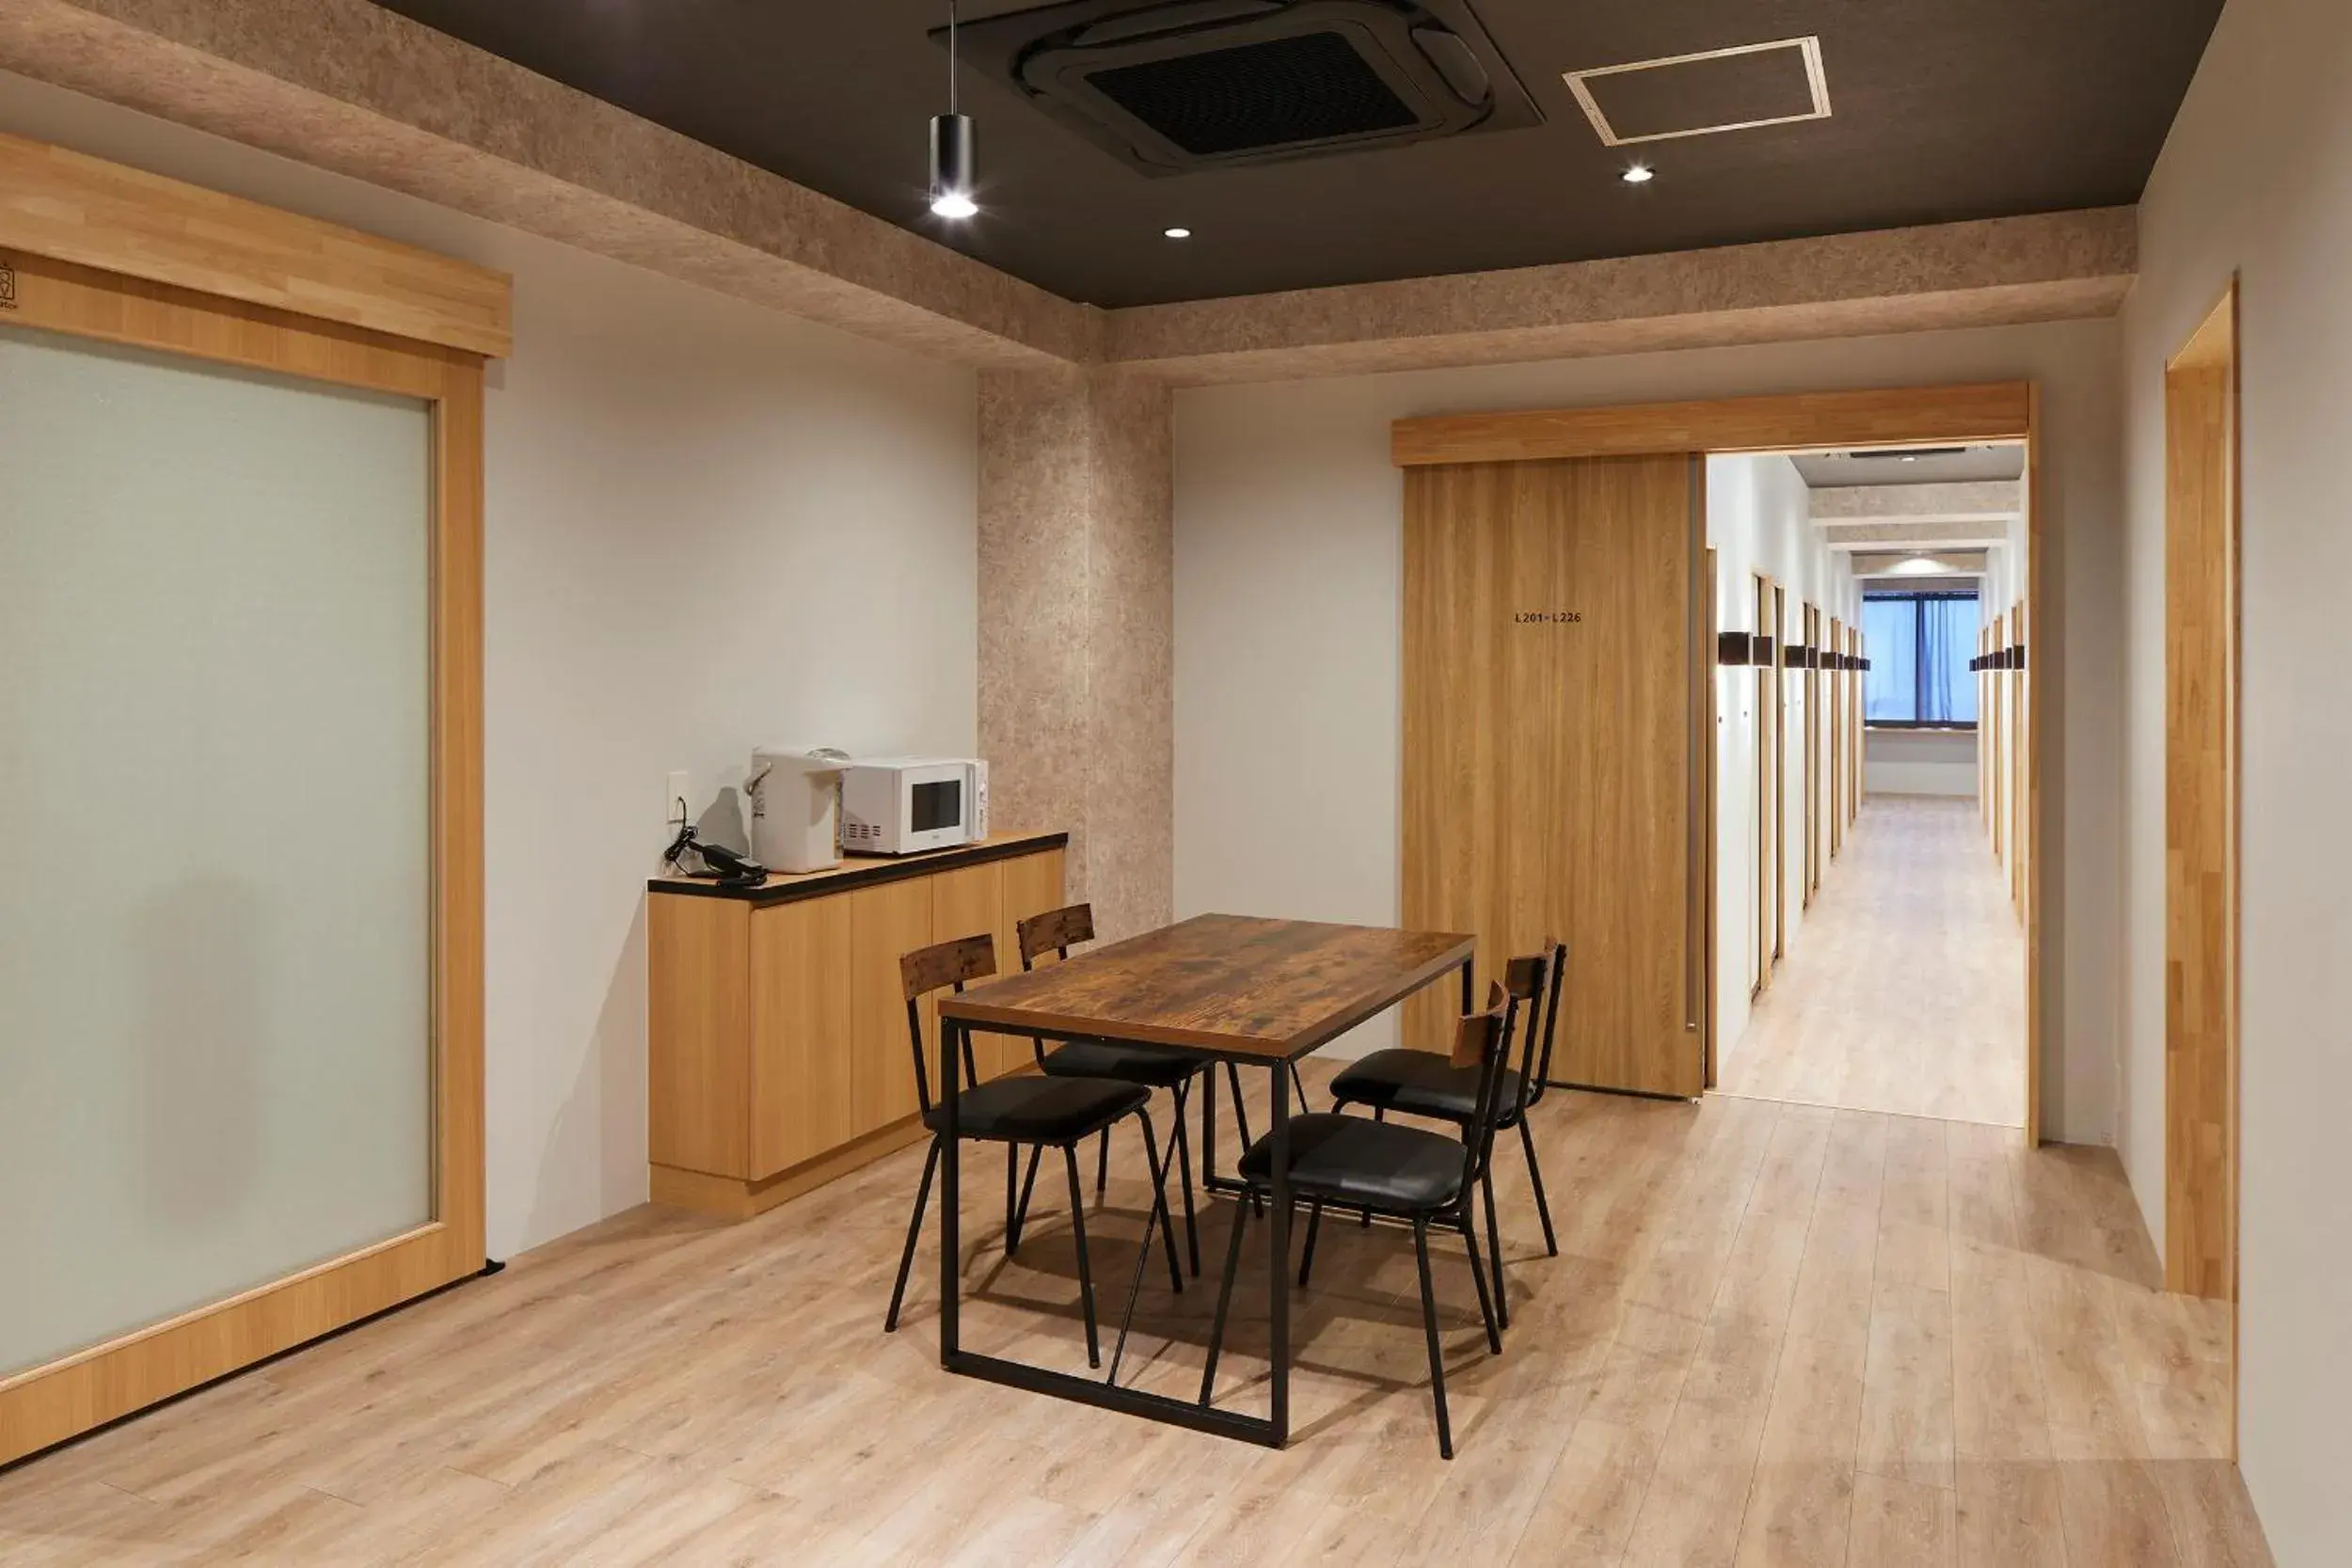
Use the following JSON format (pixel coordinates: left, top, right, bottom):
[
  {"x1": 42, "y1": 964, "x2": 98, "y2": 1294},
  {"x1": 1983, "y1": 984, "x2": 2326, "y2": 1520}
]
[
  {"x1": 1039, "y1": 1039, "x2": 1200, "y2": 1089},
  {"x1": 923, "y1": 1075, "x2": 1150, "y2": 1144},
  {"x1": 1329, "y1": 1049, "x2": 1521, "y2": 1126},
  {"x1": 1235, "y1": 1114, "x2": 1466, "y2": 1212}
]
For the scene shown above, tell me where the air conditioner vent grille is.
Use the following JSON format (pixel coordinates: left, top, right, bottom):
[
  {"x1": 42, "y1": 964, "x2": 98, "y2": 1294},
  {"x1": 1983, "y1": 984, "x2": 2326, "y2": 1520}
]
[
  {"x1": 1087, "y1": 31, "x2": 1421, "y2": 155},
  {"x1": 939, "y1": 1, "x2": 1541, "y2": 176}
]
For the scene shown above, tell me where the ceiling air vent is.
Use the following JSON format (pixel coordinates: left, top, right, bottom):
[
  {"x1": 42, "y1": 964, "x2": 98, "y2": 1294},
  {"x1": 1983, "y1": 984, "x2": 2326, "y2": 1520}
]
[{"x1": 939, "y1": 1, "x2": 1542, "y2": 176}]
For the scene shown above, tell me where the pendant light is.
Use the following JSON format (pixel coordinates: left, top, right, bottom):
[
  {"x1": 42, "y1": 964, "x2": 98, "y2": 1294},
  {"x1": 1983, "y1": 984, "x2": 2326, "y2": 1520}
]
[{"x1": 929, "y1": 0, "x2": 977, "y2": 219}]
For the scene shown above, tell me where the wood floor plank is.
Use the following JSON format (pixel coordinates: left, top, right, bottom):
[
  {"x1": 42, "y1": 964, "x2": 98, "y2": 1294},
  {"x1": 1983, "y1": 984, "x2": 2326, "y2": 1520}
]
[
  {"x1": 1718, "y1": 799, "x2": 2026, "y2": 1128},
  {"x1": 0, "y1": 978, "x2": 2263, "y2": 1568}
]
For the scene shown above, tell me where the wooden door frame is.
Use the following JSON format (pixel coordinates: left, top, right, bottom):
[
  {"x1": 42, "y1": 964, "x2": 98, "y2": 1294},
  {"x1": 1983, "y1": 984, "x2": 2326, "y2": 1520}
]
[
  {"x1": 0, "y1": 140, "x2": 500, "y2": 1465},
  {"x1": 1753, "y1": 572, "x2": 1777, "y2": 995},
  {"x1": 2162, "y1": 281, "x2": 2241, "y2": 1316},
  {"x1": 1393, "y1": 381, "x2": 2045, "y2": 1141}
]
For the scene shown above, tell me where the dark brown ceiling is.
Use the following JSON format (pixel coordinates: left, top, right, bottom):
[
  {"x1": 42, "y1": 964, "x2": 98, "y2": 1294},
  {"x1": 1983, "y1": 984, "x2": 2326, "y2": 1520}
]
[{"x1": 365, "y1": 0, "x2": 2221, "y2": 309}]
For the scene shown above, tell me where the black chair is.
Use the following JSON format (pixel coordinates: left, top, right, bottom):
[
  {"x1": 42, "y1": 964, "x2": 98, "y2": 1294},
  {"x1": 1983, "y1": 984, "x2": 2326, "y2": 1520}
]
[
  {"x1": 1521, "y1": 939, "x2": 1570, "y2": 1107},
  {"x1": 882, "y1": 932, "x2": 1184, "y2": 1370},
  {"x1": 1326, "y1": 942, "x2": 1562, "y2": 1327},
  {"x1": 1014, "y1": 902, "x2": 1305, "y2": 1275},
  {"x1": 1200, "y1": 981, "x2": 1523, "y2": 1459}
]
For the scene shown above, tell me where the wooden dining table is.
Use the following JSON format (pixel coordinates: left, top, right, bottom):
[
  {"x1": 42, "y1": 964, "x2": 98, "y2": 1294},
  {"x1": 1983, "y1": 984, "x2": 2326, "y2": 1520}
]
[{"x1": 933, "y1": 912, "x2": 1476, "y2": 1447}]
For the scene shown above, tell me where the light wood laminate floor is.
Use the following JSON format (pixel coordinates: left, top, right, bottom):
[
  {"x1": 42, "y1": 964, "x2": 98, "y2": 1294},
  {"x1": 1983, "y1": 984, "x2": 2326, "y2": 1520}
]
[
  {"x1": 1720, "y1": 795, "x2": 2027, "y2": 1128},
  {"x1": 0, "y1": 1050, "x2": 2263, "y2": 1565}
]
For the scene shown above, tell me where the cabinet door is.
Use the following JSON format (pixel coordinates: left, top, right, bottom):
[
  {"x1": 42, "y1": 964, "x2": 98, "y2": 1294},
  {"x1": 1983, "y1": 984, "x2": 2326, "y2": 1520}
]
[
  {"x1": 849, "y1": 877, "x2": 934, "y2": 1137},
  {"x1": 747, "y1": 896, "x2": 854, "y2": 1179},
  {"x1": 930, "y1": 862, "x2": 1014, "y2": 1079},
  {"x1": 649, "y1": 895, "x2": 750, "y2": 1179}
]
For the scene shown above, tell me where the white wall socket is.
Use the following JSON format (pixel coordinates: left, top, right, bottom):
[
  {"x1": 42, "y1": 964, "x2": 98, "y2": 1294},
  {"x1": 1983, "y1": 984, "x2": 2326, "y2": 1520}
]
[{"x1": 665, "y1": 771, "x2": 691, "y2": 829}]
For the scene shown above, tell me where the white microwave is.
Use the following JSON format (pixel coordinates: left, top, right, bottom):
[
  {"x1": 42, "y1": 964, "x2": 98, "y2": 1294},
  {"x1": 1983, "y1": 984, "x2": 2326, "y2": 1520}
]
[{"x1": 839, "y1": 757, "x2": 989, "y2": 855}]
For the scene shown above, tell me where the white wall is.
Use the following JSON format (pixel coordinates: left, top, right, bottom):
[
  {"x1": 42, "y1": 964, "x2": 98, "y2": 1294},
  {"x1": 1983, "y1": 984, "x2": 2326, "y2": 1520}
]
[
  {"x1": 1175, "y1": 318, "x2": 2122, "y2": 1140},
  {"x1": 0, "y1": 74, "x2": 980, "y2": 1259},
  {"x1": 1706, "y1": 454, "x2": 1857, "y2": 1066},
  {"x1": 2120, "y1": 1, "x2": 2352, "y2": 1558},
  {"x1": 1865, "y1": 729, "x2": 1979, "y2": 798}
]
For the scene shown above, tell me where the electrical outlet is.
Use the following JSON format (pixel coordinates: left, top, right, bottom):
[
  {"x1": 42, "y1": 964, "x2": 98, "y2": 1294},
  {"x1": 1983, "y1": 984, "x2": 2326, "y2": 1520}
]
[{"x1": 665, "y1": 771, "x2": 691, "y2": 830}]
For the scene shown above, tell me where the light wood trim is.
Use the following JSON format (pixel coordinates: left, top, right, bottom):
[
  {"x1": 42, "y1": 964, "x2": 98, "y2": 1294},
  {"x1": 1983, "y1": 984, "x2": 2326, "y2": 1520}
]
[
  {"x1": 2163, "y1": 284, "x2": 2239, "y2": 1306},
  {"x1": 0, "y1": 132, "x2": 511, "y2": 356},
  {"x1": 1753, "y1": 574, "x2": 1777, "y2": 994},
  {"x1": 2023, "y1": 389, "x2": 2045, "y2": 1147},
  {"x1": 1391, "y1": 383, "x2": 2033, "y2": 467},
  {"x1": 0, "y1": 255, "x2": 487, "y2": 1468},
  {"x1": 651, "y1": 1113, "x2": 932, "y2": 1222},
  {"x1": 1703, "y1": 543, "x2": 1719, "y2": 1086}
]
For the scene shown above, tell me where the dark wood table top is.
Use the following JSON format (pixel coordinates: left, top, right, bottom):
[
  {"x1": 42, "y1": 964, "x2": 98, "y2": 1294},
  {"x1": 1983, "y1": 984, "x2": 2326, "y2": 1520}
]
[{"x1": 938, "y1": 913, "x2": 1475, "y2": 1062}]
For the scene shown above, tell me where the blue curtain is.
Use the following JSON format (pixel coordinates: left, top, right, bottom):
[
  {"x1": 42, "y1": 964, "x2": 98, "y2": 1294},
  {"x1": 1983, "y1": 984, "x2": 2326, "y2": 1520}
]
[
  {"x1": 1922, "y1": 596, "x2": 1978, "y2": 723},
  {"x1": 1864, "y1": 597, "x2": 1915, "y2": 721}
]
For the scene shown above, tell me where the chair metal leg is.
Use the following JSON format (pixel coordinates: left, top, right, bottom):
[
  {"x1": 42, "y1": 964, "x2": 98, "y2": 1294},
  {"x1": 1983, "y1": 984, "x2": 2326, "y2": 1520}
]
[
  {"x1": 1458, "y1": 1207, "x2": 1502, "y2": 1354},
  {"x1": 1288, "y1": 1061, "x2": 1310, "y2": 1113},
  {"x1": 884, "y1": 1138, "x2": 941, "y2": 1333},
  {"x1": 1062, "y1": 1145, "x2": 1101, "y2": 1369},
  {"x1": 1009, "y1": 1145, "x2": 1041, "y2": 1254},
  {"x1": 1518, "y1": 1115, "x2": 1560, "y2": 1258},
  {"x1": 1482, "y1": 1166, "x2": 1510, "y2": 1332},
  {"x1": 1298, "y1": 1199, "x2": 1324, "y2": 1289},
  {"x1": 1004, "y1": 1144, "x2": 1018, "y2": 1257},
  {"x1": 1199, "y1": 1196, "x2": 1249, "y2": 1407},
  {"x1": 1096, "y1": 1126, "x2": 1112, "y2": 1203},
  {"x1": 1412, "y1": 1215, "x2": 1454, "y2": 1460},
  {"x1": 1169, "y1": 1081, "x2": 1201, "y2": 1276}
]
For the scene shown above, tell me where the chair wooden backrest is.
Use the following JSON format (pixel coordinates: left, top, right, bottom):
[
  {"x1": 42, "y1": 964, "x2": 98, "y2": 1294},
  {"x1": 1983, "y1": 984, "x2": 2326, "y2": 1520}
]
[
  {"x1": 898, "y1": 933, "x2": 995, "y2": 1114},
  {"x1": 1502, "y1": 944, "x2": 1555, "y2": 1121},
  {"x1": 1017, "y1": 903, "x2": 1093, "y2": 971},
  {"x1": 1451, "y1": 983, "x2": 1519, "y2": 1195}
]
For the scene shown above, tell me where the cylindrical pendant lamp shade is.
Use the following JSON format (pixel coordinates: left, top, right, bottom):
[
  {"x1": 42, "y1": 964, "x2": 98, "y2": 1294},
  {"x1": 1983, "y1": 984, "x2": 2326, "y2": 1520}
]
[{"x1": 930, "y1": 112, "x2": 977, "y2": 218}]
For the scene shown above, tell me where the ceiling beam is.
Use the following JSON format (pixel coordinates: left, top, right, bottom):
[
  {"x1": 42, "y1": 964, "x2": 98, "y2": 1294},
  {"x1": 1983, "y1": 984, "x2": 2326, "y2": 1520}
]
[
  {"x1": 1108, "y1": 212, "x2": 2136, "y2": 385},
  {"x1": 1811, "y1": 480, "x2": 2023, "y2": 519},
  {"x1": 0, "y1": 0, "x2": 1102, "y2": 370},
  {"x1": 1823, "y1": 522, "x2": 2015, "y2": 550},
  {"x1": 0, "y1": 0, "x2": 2137, "y2": 385}
]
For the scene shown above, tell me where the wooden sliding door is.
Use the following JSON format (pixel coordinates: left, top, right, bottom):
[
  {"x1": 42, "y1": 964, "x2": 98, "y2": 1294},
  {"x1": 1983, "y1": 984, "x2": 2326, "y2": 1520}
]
[
  {"x1": 0, "y1": 137, "x2": 498, "y2": 1466},
  {"x1": 1402, "y1": 454, "x2": 1705, "y2": 1099}
]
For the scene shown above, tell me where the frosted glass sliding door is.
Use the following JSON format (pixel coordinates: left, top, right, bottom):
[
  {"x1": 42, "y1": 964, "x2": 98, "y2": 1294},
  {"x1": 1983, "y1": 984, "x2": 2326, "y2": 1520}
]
[{"x1": 0, "y1": 325, "x2": 434, "y2": 1378}]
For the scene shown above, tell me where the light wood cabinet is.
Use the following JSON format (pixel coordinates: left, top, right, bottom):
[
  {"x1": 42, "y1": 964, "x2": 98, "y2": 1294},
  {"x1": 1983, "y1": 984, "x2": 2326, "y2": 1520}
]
[{"x1": 647, "y1": 833, "x2": 1066, "y2": 1221}]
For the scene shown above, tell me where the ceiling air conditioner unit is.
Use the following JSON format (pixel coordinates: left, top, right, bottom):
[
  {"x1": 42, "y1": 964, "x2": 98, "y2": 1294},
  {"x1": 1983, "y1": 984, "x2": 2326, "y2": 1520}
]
[{"x1": 938, "y1": 0, "x2": 1542, "y2": 176}]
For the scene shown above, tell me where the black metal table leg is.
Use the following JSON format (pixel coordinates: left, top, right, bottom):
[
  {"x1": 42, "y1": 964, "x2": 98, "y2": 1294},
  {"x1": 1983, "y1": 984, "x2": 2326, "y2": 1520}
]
[
  {"x1": 1267, "y1": 1061, "x2": 1291, "y2": 1443},
  {"x1": 940, "y1": 1020, "x2": 961, "y2": 1361}
]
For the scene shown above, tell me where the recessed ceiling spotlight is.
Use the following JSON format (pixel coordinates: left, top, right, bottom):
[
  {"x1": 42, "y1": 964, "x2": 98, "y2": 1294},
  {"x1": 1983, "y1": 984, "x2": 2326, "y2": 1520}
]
[
  {"x1": 1900, "y1": 454, "x2": 1918, "y2": 462},
  {"x1": 1163, "y1": 227, "x2": 1192, "y2": 239},
  {"x1": 1621, "y1": 164, "x2": 1656, "y2": 184}
]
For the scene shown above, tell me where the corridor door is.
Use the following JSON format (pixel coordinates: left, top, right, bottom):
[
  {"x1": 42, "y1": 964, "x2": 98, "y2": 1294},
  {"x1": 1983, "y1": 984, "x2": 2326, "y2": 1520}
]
[{"x1": 1401, "y1": 455, "x2": 1705, "y2": 1099}]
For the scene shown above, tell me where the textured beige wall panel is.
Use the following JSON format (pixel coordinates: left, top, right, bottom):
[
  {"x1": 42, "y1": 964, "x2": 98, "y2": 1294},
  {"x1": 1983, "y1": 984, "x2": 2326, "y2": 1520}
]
[
  {"x1": 977, "y1": 369, "x2": 1173, "y2": 942},
  {"x1": 1108, "y1": 214, "x2": 2136, "y2": 384}
]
